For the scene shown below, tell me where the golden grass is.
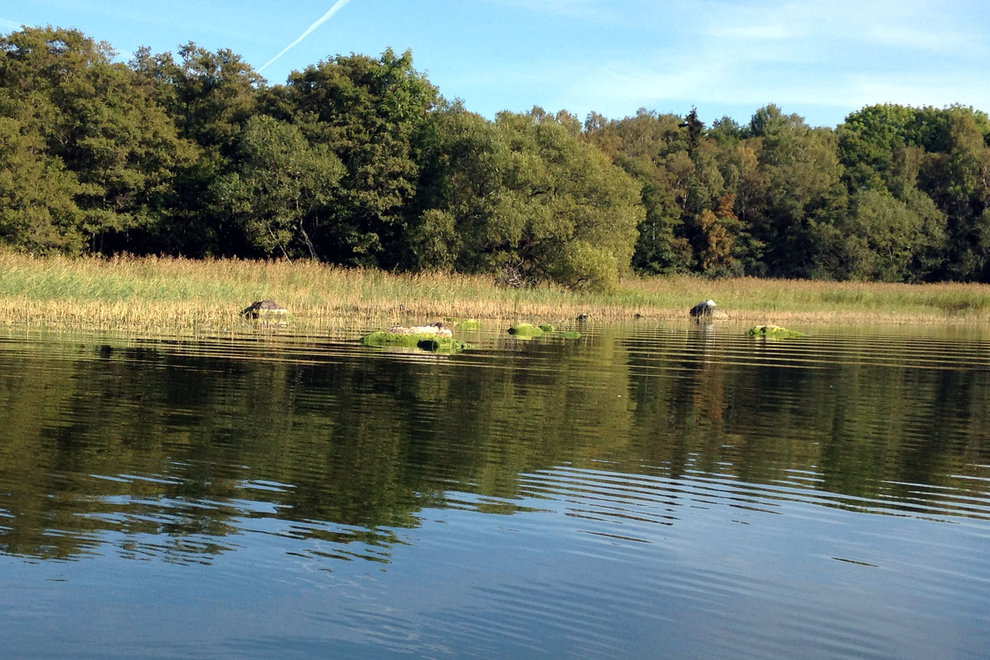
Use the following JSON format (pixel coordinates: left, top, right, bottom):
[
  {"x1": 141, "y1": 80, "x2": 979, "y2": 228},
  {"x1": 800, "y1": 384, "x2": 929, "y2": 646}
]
[{"x1": 0, "y1": 252, "x2": 988, "y2": 334}]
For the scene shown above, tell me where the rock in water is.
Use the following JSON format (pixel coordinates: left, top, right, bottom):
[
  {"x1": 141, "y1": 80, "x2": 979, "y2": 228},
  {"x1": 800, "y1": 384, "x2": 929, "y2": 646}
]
[
  {"x1": 361, "y1": 330, "x2": 470, "y2": 353},
  {"x1": 242, "y1": 300, "x2": 287, "y2": 319},
  {"x1": 507, "y1": 323, "x2": 545, "y2": 337},
  {"x1": 388, "y1": 322, "x2": 453, "y2": 337},
  {"x1": 689, "y1": 299, "x2": 728, "y2": 319}
]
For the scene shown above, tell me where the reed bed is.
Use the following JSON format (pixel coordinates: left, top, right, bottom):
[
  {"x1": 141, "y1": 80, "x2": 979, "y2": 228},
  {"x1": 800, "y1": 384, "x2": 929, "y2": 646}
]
[{"x1": 0, "y1": 252, "x2": 988, "y2": 335}]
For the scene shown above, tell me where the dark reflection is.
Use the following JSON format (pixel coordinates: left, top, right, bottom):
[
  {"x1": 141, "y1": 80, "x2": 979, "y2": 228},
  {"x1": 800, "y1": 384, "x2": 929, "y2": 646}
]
[{"x1": 0, "y1": 326, "x2": 988, "y2": 563}]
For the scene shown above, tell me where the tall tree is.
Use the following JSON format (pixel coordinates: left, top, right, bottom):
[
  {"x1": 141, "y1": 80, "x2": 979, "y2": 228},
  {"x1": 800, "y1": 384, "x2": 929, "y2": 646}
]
[
  {"x1": 129, "y1": 43, "x2": 262, "y2": 255},
  {"x1": 809, "y1": 188, "x2": 944, "y2": 281},
  {"x1": 0, "y1": 115, "x2": 86, "y2": 252},
  {"x1": 406, "y1": 103, "x2": 504, "y2": 272},
  {"x1": 275, "y1": 49, "x2": 438, "y2": 267},
  {"x1": 916, "y1": 107, "x2": 990, "y2": 280},
  {"x1": 742, "y1": 106, "x2": 844, "y2": 276},
  {"x1": 214, "y1": 115, "x2": 344, "y2": 260},
  {"x1": 0, "y1": 27, "x2": 194, "y2": 253},
  {"x1": 132, "y1": 43, "x2": 261, "y2": 154},
  {"x1": 837, "y1": 104, "x2": 990, "y2": 281},
  {"x1": 585, "y1": 109, "x2": 692, "y2": 274},
  {"x1": 838, "y1": 104, "x2": 917, "y2": 192},
  {"x1": 413, "y1": 107, "x2": 642, "y2": 290}
]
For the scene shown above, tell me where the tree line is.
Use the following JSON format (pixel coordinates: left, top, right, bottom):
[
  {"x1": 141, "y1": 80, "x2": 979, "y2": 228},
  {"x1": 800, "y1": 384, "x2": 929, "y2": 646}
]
[{"x1": 2, "y1": 26, "x2": 989, "y2": 289}]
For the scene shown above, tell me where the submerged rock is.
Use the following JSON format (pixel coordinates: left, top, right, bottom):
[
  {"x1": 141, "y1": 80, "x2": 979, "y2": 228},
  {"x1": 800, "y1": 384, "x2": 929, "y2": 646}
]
[
  {"x1": 689, "y1": 299, "x2": 729, "y2": 320},
  {"x1": 242, "y1": 300, "x2": 287, "y2": 319},
  {"x1": 746, "y1": 324, "x2": 807, "y2": 339}
]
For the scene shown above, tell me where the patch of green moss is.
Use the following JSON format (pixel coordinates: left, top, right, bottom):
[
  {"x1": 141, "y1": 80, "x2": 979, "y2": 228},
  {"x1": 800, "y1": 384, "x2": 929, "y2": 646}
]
[
  {"x1": 360, "y1": 331, "x2": 471, "y2": 353},
  {"x1": 508, "y1": 323, "x2": 544, "y2": 337},
  {"x1": 361, "y1": 331, "x2": 417, "y2": 348},
  {"x1": 555, "y1": 331, "x2": 582, "y2": 339},
  {"x1": 746, "y1": 324, "x2": 807, "y2": 339},
  {"x1": 538, "y1": 323, "x2": 555, "y2": 332}
]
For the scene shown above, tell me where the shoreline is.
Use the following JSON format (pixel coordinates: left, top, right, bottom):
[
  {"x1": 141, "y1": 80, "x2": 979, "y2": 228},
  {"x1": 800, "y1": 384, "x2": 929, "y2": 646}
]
[{"x1": 1, "y1": 253, "x2": 988, "y2": 334}]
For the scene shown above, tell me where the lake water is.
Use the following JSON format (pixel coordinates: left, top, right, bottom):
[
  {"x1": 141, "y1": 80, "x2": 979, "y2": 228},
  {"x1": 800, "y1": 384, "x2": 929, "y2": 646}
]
[{"x1": 0, "y1": 321, "x2": 988, "y2": 658}]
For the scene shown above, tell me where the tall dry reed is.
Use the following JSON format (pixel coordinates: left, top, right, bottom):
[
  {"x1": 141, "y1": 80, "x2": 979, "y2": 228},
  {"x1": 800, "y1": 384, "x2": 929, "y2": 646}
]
[{"x1": 0, "y1": 252, "x2": 987, "y2": 333}]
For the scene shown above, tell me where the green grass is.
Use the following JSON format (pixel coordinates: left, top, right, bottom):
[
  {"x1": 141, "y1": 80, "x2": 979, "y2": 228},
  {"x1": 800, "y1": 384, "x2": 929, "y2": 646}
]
[{"x1": 0, "y1": 252, "x2": 988, "y2": 334}]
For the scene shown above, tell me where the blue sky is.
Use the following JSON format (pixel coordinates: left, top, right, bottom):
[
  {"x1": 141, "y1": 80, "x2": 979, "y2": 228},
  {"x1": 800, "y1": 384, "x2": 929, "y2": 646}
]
[{"x1": 3, "y1": 0, "x2": 988, "y2": 128}]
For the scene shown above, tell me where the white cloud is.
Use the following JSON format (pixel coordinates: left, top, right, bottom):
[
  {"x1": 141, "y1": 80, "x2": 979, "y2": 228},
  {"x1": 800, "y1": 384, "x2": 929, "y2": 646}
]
[{"x1": 697, "y1": 0, "x2": 983, "y2": 58}]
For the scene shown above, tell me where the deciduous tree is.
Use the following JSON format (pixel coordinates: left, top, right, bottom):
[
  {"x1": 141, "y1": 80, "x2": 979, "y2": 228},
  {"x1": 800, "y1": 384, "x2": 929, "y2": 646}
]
[
  {"x1": 276, "y1": 49, "x2": 438, "y2": 267},
  {"x1": 214, "y1": 115, "x2": 344, "y2": 260}
]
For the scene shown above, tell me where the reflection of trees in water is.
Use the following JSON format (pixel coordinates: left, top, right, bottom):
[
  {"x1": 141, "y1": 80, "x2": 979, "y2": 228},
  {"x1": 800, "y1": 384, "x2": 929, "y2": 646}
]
[
  {"x1": 0, "y1": 330, "x2": 987, "y2": 562},
  {"x1": 624, "y1": 327, "x2": 990, "y2": 505}
]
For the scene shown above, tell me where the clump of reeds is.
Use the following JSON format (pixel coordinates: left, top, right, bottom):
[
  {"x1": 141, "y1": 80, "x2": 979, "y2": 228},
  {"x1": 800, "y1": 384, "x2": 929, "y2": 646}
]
[{"x1": 0, "y1": 252, "x2": 988, "y2": 334}]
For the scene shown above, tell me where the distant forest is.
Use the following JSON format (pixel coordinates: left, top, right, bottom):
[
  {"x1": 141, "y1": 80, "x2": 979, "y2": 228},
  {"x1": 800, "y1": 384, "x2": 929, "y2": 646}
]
[{"x1": 3, "y1": 26, "x2": 990, "y2": 289}]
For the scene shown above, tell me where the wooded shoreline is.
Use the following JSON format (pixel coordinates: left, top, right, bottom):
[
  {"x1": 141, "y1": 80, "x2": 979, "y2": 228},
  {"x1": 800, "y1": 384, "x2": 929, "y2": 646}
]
[
  {"x1": 1, "y1": 254, "x2": 987, "y2": 334},
  {"x1": 5, "y1": 26, "x2": 990, "y2": 295}
]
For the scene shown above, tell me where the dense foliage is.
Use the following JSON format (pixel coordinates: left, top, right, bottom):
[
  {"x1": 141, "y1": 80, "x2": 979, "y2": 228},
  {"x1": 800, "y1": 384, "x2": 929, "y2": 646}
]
[{"x1": 3, "y1": 27, "x2": 990, "y2": 287}]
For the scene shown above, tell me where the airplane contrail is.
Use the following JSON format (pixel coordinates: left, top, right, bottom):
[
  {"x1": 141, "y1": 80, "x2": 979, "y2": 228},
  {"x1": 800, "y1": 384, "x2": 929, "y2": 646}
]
[{"x1": 259, "y1": 0, "x2": 353, "y2": 73}]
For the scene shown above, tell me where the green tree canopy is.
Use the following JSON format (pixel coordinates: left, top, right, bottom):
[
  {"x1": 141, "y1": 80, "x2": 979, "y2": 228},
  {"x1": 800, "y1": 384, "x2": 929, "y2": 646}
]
[
  {"x1": 413, "y1": 107, "x2": 643, "y2": 290},
  {"x1": 0, "y1": 116, "x2": 86, "y2": 252},
  {"x1": 214, "y1": 115, "x2": 344, "y2": 260},
  {"x1": 274, "y1": 48, "x2": 438, "y2": 267},
  {"x1": 0, "y1": 27, "x2": 195, "y2": 253},
  {"x1": 3, "y1": 25, "x2": 990, "y2": 283}
]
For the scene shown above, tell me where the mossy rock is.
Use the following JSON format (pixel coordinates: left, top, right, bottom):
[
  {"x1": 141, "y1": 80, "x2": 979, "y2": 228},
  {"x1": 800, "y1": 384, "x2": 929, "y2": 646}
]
[
  {"x1": 361, "y1": 331, "x2": 419, "y2": 348},
  {"x1": 538, "y1": 323, "x2": 555, "y2": 333},
  {"x1": 361, "y1": 331, "x2": 471, "y2": 353},
  {"x1": 508, "y1": 323, "x2": 544, "y2": 337},
  {"x1": 746, "y1": 324, "x2": 807, "y2": 339},
  {"x1": 555, "y1": 331, "x2": 582, "y2": 340}
]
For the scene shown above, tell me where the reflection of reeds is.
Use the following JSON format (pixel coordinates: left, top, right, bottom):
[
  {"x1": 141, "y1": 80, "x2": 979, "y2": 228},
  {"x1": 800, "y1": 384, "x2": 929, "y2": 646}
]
[{"x1": 0, "y1": 253, "x2": 988, "y2": 333}]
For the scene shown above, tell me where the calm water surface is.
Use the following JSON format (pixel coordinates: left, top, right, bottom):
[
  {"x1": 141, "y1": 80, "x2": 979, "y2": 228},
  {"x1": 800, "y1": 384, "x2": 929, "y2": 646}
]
[{"x1": 0, "y1": 321, "x2": 988, "y2": 658}]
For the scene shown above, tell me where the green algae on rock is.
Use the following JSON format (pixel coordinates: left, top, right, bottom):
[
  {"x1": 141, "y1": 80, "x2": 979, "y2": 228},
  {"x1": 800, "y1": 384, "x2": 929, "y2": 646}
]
[
  {"x1": 746, "y1": 324, "x2": 807, "y2": 339},
  {"x1": 507, "y1": 323, "x2": 545, "y2": 337},
  {"x1": 360, "y1": 331, "x2": 471, "y2": 352}
]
